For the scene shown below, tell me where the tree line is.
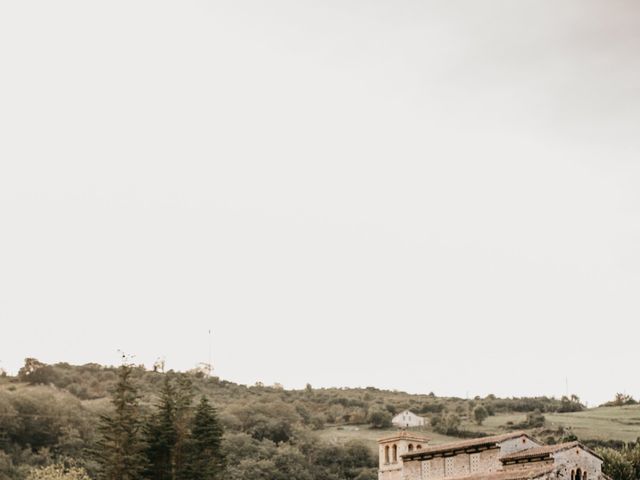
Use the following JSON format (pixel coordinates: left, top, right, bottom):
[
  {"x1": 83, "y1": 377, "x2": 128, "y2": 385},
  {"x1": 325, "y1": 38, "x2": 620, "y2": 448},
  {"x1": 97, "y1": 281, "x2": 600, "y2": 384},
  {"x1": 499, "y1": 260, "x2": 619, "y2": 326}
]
[
  {"x1": 0, "y1": 360, "x2": 377, "y2": 480},
  {"x1": 1, "y1": 359, "x2": 638, "y2": 480},
  {"x1": 93, "y1": 364, "x2": 224, "y2": 480}
]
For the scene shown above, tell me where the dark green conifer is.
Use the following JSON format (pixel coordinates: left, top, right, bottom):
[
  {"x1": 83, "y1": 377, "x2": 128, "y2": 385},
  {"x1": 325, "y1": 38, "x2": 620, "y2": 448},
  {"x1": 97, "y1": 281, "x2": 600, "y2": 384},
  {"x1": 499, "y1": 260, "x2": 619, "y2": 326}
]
[
  {"x1": 95, "y1": 364, "x2": 147, "y2": 480},
  {"x1": 144, "y1": 376, "x2": 177, "y2": 480},
  {"x1": 180, "y1": 396, "x2": 225, "y2": 480}
]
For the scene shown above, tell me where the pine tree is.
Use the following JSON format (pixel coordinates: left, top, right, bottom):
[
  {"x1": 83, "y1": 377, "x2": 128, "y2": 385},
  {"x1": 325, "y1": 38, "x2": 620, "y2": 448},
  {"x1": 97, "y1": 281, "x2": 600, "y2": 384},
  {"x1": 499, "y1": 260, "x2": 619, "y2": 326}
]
[
  {"x1": 172, "y1": 376, "x2": 194, "y2": 480},
  {"x1": 144, "y1": 374, "x2": 195, "y2": 480},
  {"x1": 144, "y1": 376, "x2": 178, "y2": 480},
  {"x1": 95, "y1": 364, "x2": 147, "y2": 480},
  {"x1": 180, "y1": 397, "x2": 225, "y2": 480}
]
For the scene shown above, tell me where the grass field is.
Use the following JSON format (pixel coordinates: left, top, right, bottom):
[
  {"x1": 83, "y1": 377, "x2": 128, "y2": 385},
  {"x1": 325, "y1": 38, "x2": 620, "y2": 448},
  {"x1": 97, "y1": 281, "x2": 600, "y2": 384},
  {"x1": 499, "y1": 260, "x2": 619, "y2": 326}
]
[
  {"x1": 316, "y1": 425, "x2": 459, "y2": 453},
  {"x1": 545, "y1": 405, "x2": 640, "y2": 442},
  {"x1": 317, "y1": 405, "x2": 640, "y2": 453},
  {"x1": 455, "y1": 405, "x2": 640, "y2": 442}
]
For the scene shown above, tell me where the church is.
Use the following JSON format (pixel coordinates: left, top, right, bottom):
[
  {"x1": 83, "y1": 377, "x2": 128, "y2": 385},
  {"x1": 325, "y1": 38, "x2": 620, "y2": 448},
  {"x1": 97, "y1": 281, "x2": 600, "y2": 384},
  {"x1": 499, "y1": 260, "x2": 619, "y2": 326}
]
[{"x1": 378, "y1": 431, "x2": 608, "y2": 480}]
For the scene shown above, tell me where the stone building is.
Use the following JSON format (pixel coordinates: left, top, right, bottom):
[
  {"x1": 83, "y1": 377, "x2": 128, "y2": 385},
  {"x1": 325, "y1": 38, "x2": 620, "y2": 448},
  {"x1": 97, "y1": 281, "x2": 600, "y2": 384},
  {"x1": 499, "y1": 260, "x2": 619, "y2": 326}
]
[
  {"x1": 392, "y1": 410, "x2": 426, "y2": 428},
  {"x1": 378, "y1": 431, "x2": 608, "y2": 480}
]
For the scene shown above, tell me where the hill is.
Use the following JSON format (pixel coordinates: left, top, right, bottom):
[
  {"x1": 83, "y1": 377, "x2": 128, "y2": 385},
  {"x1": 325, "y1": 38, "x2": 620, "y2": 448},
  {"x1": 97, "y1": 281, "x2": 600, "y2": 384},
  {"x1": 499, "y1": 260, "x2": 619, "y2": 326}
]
[
  {"x1": 316, "y1": 406, "x2": 640, "y2": 455},
  {"x1": 0, "y1": 359, "x2": 638, "y2": 479}
]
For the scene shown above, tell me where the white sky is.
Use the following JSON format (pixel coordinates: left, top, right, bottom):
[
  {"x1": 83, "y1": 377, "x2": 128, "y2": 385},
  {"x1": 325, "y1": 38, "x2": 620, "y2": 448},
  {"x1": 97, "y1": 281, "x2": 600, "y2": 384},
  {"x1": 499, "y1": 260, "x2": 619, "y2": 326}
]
[{"x1": 1, "y1": 1, "x2": 639, "y2": 406}]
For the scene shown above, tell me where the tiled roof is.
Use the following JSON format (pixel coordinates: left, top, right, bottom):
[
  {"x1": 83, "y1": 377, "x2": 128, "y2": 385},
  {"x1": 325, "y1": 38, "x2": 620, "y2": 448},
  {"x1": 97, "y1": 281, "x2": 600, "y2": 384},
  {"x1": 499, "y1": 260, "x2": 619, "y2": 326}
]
[
  {"x1": 500, "y1": 442, "x2": 603, "y2": 462},
  {"x1": 447, "y1": 465, "x2": 556, "y2": 480},
  {"x1": 402, "y1": 432, "x2": 530, "y2": 459}
]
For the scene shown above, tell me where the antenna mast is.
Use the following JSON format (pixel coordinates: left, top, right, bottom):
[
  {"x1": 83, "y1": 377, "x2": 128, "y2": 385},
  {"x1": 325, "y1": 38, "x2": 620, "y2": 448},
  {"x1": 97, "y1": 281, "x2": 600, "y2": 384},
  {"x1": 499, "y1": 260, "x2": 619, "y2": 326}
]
[{"x1": 208, "y1": 329, "x2": 213, "y2": 377}]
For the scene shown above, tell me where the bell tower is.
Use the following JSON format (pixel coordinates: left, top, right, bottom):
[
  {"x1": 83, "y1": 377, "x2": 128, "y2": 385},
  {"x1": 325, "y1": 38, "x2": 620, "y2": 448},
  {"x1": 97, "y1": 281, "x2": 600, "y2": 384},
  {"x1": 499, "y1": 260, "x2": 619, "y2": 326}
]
[{"x1": 378, "y1": 431, "x2": 430, "y2": 480}]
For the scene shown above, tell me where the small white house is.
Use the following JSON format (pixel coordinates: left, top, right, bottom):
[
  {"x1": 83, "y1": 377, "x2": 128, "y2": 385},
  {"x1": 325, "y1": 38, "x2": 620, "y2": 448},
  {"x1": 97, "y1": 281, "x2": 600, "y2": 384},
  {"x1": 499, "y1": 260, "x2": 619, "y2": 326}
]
[{"x1": 391, "y1": 410, "x2": 425, "y2": 428}]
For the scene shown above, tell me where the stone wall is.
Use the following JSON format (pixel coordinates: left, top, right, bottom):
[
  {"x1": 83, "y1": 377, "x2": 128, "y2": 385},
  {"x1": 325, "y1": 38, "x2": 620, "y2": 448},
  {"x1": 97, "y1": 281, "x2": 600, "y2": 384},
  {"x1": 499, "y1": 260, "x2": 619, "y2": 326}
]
[
  {"x1": 403, "y1": 447, "x2": 503, "y2": 480},
  {"x1": 379, "y1": 435, "x2": 429, "y2": 480},
  {"x1": 403, "y1": 460, "x2": 422, "y2": 480},
  {"x1": 500, "y1": 436, "x2": 541, "y2": 455},
  {"x1": 553, "y1": 448, "x2": 603, "y2": 480}
]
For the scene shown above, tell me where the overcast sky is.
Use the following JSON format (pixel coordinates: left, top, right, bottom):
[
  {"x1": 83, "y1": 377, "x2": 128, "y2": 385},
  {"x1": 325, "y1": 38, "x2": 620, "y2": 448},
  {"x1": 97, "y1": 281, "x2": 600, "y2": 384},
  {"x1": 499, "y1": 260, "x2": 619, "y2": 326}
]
[{"x1": 1, "y1": 1, "x2": 639, "y2": 406}]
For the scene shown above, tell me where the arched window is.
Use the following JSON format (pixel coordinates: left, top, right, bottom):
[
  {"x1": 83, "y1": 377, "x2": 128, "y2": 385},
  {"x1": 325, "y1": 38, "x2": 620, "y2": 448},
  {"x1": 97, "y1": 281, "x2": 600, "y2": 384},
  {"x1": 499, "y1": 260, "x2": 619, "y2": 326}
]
[
  {"x1": 408, "y1": 444, "x2": 414, "y2": 452},
  {"x1": 385, "y1": 445, "x2": 390, "y2": 464},
  {"x1": 417, "y1": 444, "x2": 423, "y2": 450},
  {"x1": 392, "y1": 444, "x2": 398, "y2": 463},
  {"x1": 583, "y1": 473, "x2": 587, "y2": 480},
  {"x1": 571, "y1": 470, "x2": 575, "y2": 480},
  {"x1": 576, "y1": 468, "x2": 582, "y2": 480}
]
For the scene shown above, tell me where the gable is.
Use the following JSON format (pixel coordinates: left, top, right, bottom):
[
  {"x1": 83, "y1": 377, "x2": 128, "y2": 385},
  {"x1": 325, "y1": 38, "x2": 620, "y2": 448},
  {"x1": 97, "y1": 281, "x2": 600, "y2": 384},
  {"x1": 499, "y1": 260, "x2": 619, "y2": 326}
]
[
  {"x1": 553, "y1": 445, "x2": 603, "y2": 464},
  {"x1": 393, "y1": 410, "x2": 422, "y2": 421}
]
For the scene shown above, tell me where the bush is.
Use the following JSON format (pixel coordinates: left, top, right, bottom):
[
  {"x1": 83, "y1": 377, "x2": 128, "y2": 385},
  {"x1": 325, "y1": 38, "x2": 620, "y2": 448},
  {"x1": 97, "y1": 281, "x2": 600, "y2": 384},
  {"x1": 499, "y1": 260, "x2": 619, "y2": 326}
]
[
  {"x1": 473, "y1": 406, "x2": 488, "y2": 425},
  {"x1": 598, "y1": 448, "x2": 635, "y2": 480},
  {"x1": 431, "y1": 413, "x2": 461, "y2": 435},
  {"x1": 367, "y1": 407, "x2": 392, "y2": 429},
  {"x1": 601, "y1": 394, "x2": 638, "y2": 407},
  {"x1": 508, "y1": 411, "x2": 545, "y2": 429}
]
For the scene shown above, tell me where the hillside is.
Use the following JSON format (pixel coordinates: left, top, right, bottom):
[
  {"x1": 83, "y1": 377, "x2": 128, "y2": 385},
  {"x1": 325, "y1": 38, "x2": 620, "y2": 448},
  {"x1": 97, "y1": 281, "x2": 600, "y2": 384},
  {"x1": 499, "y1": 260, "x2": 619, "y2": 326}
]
[
  {"x1": 317, "y1": 406, "x2": 640, "y2": 455},
  {"x1": 0, "y1": 360, "x2": 638, "y2": 480}
]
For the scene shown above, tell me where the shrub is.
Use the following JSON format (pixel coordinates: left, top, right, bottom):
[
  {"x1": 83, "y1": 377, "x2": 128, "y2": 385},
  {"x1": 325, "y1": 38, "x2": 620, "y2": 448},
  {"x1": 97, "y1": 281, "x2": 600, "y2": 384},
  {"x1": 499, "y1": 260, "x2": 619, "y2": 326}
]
[{"x1": 367, "y1": 407, "x2": 392, "y2": 429}]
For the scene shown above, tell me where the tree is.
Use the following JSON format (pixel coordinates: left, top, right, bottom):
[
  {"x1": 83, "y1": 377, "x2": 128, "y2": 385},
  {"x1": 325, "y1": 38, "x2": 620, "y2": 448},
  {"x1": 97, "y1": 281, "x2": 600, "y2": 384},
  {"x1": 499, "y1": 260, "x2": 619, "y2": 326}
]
[
  {"x1": 145, "y1": 377, "x2": 178, "y2": 480},
  {"x1": 172, "y1": 376, "x2": 194, "y2": 479},
  {"x1": 367, "y1": 407, "x2": 392, "y2": 429},
  {"x1": 598, "y1": 448, "x2": 634, "y2": 480},
  {"x1": 181, "y1": 396, "x2": 225, "y2": 480},
  {"x1": 473, "y1": 405, "x2": 488, "y2": 425},
  {"x1": 606, "y1": 394, "x2": 637, "y2": 407},
  {"x1": 18, "y1": 358, "x2": 59, "y2": 386},
  {"x1": 431, "y1": 413, "x2": 461, "y2": 435},
  {"x1": 145, "y1": 374, "x2": 195, "y2": 480},
  {"x1": 558, "y1": 395, "x2": 584, "y2": 413},
  {"x1": 95, "y1": 364, "x2": 147, "y2": 480}
]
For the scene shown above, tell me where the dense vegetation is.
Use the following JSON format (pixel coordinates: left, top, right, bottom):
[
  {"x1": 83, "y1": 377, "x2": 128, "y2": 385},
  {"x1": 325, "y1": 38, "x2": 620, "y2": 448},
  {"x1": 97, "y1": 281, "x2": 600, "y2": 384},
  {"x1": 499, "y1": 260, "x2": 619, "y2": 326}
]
[{"x1": 0, "y1": 360, "x2": 637, "y2": 480}]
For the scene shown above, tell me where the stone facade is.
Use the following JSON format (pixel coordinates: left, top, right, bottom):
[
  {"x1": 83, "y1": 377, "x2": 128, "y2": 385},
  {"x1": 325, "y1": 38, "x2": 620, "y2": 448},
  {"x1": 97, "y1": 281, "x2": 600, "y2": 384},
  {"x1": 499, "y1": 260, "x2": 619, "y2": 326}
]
[
  {"x1": 378, "y1": 432, "x2": 606, "y2": 480},
  {"x1": 378, "y1": 431, "x2": 430, "y2": 480},
  {"x1": 553, "y1": 446, "x2": 603, "y2": 480}
]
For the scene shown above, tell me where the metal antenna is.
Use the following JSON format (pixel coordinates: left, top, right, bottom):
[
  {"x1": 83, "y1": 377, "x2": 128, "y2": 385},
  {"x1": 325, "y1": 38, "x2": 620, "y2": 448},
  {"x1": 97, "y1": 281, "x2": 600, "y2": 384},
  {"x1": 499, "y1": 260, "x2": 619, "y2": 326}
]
[{"x1": 208, "y1": 329, "x2": 213, "y2": 377}]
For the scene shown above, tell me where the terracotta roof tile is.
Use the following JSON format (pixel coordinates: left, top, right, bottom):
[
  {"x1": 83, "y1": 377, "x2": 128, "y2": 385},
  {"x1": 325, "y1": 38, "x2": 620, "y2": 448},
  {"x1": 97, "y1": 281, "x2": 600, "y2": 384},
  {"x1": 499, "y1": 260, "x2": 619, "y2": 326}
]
[
  {"x1": 402, "y1": 432, "x2": 531, "y2": 459},
  {"x1": 501, "y1": 442, "x2": 603, "y2": 462},
  {"x1": 500, "y1": 442, "x2": 580, "y2": 462}
]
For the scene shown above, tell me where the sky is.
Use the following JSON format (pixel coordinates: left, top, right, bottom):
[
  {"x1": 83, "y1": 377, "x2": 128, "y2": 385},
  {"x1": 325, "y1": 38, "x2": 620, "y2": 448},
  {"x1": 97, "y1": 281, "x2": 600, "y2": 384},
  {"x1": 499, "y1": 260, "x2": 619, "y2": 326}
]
[{"x1": 1, "y1": 1, "x2": 639, "y2": 407}]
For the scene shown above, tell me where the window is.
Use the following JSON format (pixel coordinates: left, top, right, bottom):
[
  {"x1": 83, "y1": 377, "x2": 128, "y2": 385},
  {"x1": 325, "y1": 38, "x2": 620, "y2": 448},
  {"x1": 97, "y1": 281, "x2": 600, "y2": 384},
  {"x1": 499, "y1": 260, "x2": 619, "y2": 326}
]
[
  {"x1": 417, "y1": 444, "x2": 423, "y2": 450},
  {"x1": 385, "y1": 445, "x2": 390, "y2": 464},
  {"x1": 422, "y1": 460, "x2": 431, "y2": 479},
  {"x1": 409, "y1": 444, "x2": 414, "y2": 452},
  {"x1": 445, "y1": 457, "x2": 455, "y2": 477},
  {"x1": 470, "y1": 453, "x2": 480, "y2": 473},
  {"x1": 392, "y1": 444, "x2": 398, "y2": 463}
]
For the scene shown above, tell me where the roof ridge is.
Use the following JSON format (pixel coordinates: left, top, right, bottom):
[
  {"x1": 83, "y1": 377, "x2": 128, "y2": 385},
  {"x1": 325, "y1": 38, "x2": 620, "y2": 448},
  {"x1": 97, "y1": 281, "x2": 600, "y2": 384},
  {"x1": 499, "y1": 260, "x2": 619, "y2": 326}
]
[
  {"x1": 402, "y1": 431, "x2": 531, "y2": 458},
  {"x1": 500, "y1": 441, "x2": 594, "y2": 462}
]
